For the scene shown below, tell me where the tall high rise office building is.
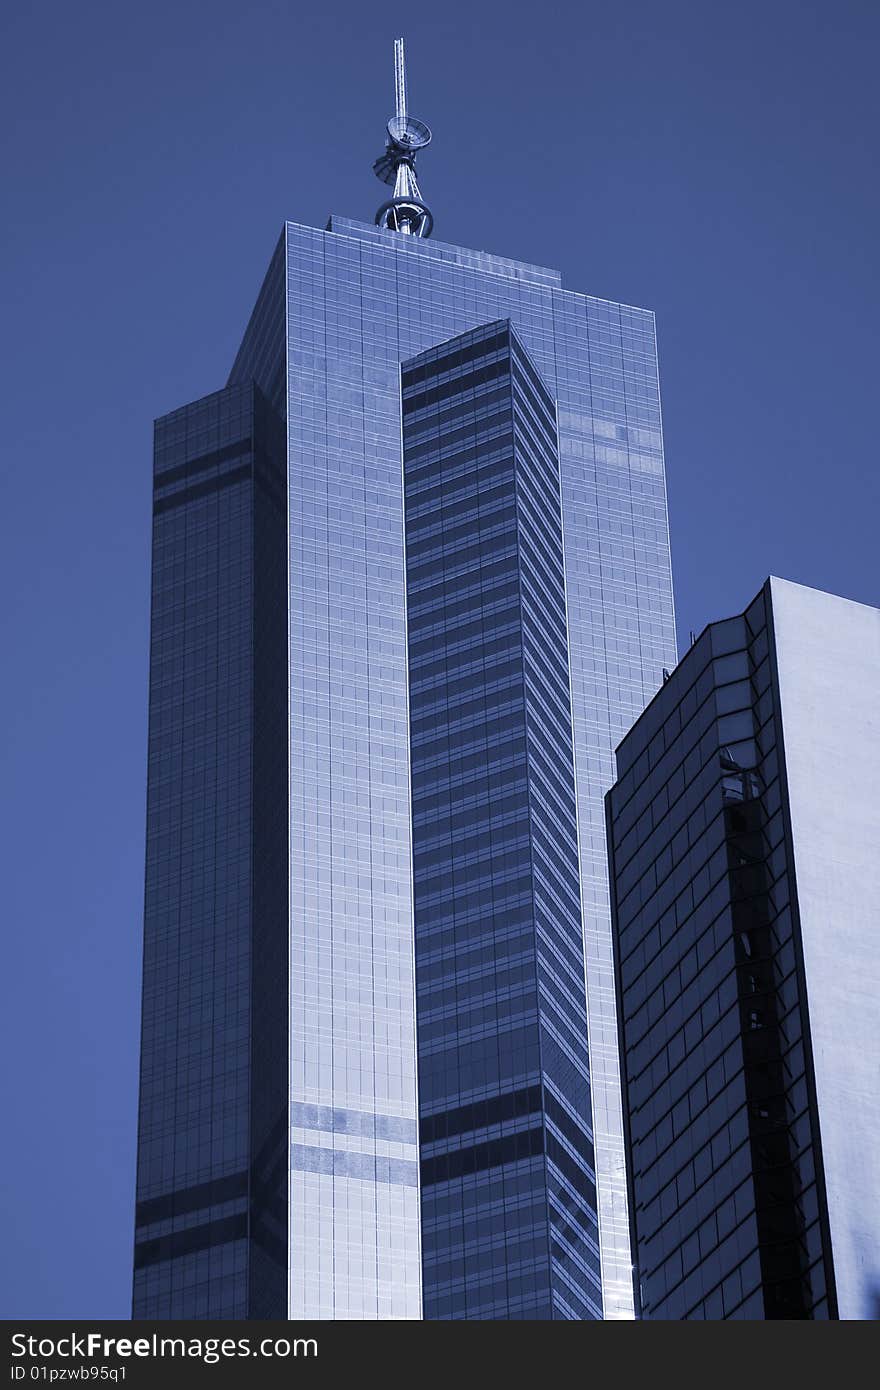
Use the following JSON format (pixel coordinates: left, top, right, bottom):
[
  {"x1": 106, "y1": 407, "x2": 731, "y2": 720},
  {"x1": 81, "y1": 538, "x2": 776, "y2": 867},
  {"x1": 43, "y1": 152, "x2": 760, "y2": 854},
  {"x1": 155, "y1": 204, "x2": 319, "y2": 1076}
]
[
  {"x1": 606, "y1": 577, "x2": 880, "y2": 1319},
  {"x1": 133, "y1": 41, "x2": 677, "y2": 1320}
]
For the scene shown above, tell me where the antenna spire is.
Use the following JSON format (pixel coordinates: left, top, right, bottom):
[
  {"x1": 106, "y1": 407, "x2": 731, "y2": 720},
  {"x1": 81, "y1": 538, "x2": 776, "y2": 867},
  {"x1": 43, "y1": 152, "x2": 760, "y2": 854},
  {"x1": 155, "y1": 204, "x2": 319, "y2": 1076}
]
[
  {"x1": 373, "y1": 38, "x2": 433, "y2": 238},
  {"x1": 394, "y1": 36, "x2": 407, "y2": 123}
]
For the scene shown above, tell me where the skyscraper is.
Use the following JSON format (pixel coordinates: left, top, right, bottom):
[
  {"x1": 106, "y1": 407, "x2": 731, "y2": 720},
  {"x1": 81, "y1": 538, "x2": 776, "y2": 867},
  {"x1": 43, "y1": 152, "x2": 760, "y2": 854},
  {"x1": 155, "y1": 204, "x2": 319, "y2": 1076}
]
[
  {"x1": 133, "y1": 40, "x2": 677, "y2": 1320},
  {"x1": 606, "y1": 577, "x2": 880, "y2": 1319}
]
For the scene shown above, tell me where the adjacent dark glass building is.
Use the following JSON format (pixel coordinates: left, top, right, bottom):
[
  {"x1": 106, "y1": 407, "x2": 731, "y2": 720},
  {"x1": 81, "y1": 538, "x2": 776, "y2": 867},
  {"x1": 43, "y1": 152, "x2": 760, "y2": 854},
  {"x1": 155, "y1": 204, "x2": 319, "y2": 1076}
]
[{"x1": 606, "y1": 577, "x2": 880, "y2": 1320}]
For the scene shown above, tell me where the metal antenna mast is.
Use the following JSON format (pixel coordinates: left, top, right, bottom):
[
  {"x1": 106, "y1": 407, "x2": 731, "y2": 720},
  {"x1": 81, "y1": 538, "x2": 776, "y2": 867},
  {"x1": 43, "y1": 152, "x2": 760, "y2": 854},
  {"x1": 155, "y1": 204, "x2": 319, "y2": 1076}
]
[
  {"x1": 395, "y1": 37, "x2": 407, "y2": 125},
  {"x1": 373, "y1": 37, "x2": 433, "y2": 238}
]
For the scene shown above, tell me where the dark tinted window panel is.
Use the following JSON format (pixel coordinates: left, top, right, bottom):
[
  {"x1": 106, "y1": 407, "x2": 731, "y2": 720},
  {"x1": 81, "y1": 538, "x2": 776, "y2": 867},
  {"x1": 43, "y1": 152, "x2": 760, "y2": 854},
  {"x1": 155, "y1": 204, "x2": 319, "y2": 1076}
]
[
  {"x1": 134, "y1": 261, "x2": 288, "y2": 1322},
  {"x1": 404, "y1": 321, "x2": 601, "y2": 1321}
]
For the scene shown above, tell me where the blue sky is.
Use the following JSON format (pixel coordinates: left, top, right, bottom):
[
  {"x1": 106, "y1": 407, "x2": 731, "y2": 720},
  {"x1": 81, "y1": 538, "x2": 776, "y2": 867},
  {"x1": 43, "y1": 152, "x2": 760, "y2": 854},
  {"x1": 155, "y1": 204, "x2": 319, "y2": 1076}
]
[{"x1": 1, "y1": 0, "x2": 877, "y2": 1317}]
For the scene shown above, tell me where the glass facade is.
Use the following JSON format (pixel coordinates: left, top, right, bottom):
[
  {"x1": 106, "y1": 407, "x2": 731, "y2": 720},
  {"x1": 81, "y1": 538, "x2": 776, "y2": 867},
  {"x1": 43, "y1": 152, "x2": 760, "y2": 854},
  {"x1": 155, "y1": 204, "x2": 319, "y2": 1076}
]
[
  {"x1": 133, "y1": 380, "x2": 288, "y2": 1318},
  {"x1": 403, "y1": 321, "x2": 601, "y2": 1318},
  {"x1": 607, "y1": 576, "x2": 880, "y2": 1319},
  {"x1": 136, "y1": 212, "x2": 677, "y2": 1319},
  {"x1": 273, "y1": 216, "x2": 675, "y2": 1319}
]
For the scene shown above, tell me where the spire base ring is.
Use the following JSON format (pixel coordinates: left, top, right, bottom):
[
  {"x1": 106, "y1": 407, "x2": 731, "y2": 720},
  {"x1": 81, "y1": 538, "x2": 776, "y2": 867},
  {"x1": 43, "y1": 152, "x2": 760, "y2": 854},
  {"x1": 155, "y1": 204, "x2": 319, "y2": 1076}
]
[{"x1": 375, "y1": 196, "x2": 434, "y2": 239}]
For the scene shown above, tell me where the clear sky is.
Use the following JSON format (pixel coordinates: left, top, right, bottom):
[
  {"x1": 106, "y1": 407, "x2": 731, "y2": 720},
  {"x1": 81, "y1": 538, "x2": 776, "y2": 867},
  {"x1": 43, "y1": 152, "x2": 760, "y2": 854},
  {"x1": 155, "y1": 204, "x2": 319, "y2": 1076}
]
[{"x1": 1, "y1": 0, "x2": 877, "y2": 1318}]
